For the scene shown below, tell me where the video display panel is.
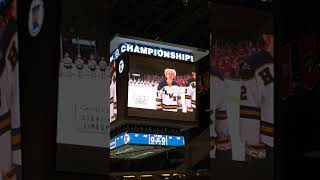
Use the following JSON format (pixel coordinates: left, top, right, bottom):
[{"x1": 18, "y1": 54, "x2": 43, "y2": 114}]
[
  {"x1": 127, "y1": 54, "x2": 196, "y2": 122},
  {"x1": 110, "y1": 132, "x2": 185, "y2": 150},
  {"x1": 0, "y1": 0, "x2": 22, "y2": 179},
  {"x1": 209, "y1": 6, "x2": 274, "y2": 162},
  {"x1": 110, "y1": 60, "x2": 117, "y2": 123},
  {"x1": 57, "y1": 36, "x2": 109, "y2": 148}
]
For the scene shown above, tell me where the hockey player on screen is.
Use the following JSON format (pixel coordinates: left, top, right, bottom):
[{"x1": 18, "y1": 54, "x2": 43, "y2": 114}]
[
  {"x1": 75, "y1": 53, "x2": 84, "y2": 79},
  {"x1": 88, "y1": 54, "x2": 97, "y2": 79},
  {"x1": 1, "y1": 0, "x2": 20, "y2": 178},
  {"x1": 239, "y1": 33, "x2": 274, "y2": 160},
  {"x1": 185, "y1": 71, "x2": 196, "y2": 112},
  {"x1": 209, "y1": 67, "x2": 231, "y2": 159},
  {"x1": 156, "y1": 68, "x2": 181, "y2": 112},
  {"x1": 98, "y1": 56, "x2": 107, "y2": 80},
  {"x1": 62, "y1": 52, "x2": 73, "y2": 78},
  {"x1": 110, "y1": 61, "x2": 117, "y2": 122}
]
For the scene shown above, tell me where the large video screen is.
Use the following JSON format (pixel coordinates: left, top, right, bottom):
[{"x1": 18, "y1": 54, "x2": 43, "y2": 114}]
[
  {"x1": 0, "y1": 0, "x2": 22, "y2": 179},
  {"x1": 209, "y1": 7, "x2": 274, "y2": 162},
  {"x1": 127, "y1": 54, "x2": 196, "y2": 122}
]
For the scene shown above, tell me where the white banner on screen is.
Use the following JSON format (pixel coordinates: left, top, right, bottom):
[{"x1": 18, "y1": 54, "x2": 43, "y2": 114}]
[
  {"x1": 57, "y1": 76, "x2": 109, "y2": 148},
  {"x1": 128, "y1": 85, "x2": 157, "y2": 109}
]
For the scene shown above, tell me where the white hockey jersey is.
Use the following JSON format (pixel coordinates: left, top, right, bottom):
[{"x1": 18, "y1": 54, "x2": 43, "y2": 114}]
[
  {"x1": 63, "y1": 56, "x2": 73, "y2": 69},
  {"x1": 110, "y1": 71, "x2": 117, "y2": 122},
  {"x1": 5, "y1": 32, "x2": 21, "y2": 166},
  {"x1": 239, "y1": 50, "x2": 274, "y2": 160},
  {"x1": 75, "y1": 58, "x2": 84, "y2": 70},
  {"x1": 185, "y1": 78, "x2": 196, "y2": 112},
  {"x1": 99, "y1": 60, "x2": 107, "y2": 71},
  {"x1": 74, "y1": 58, "x2": 84, "y2": 79},
  {"x1": 0, "y1": 66, "x2": 13, "y2": 180},
  {"x1": 0, "y1": 19, "x2": 19, "y2": 180},
  {"x1": 209, "y1": 70, "x2": 231, "y2": 158},
  {"x1": 98, "y1": 60, "x2": 107, "y2": 80},
  {"x1": 62, "y1": 56, "x2": 73, "y2": 78},
  {"x1": 156, "y1": 80, "x2": 181, "y2": 112},
  {"x1": 88, "y1": 59, "x2": 97, "y2": 71}
]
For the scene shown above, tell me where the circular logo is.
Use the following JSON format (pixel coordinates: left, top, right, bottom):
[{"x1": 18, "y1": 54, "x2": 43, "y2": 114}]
[
  {"x1": 119, "y1": 60, "x2": 124, "y2": 73},
  {"x1": 124, "y1": 133, "x2": 130, "y2": 144},
  {"x1": 28, "y1": 0, "x2": 44, "y2": 37}
]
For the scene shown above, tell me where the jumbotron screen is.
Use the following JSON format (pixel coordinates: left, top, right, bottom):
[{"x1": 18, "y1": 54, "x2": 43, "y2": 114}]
[{"x1": 127, "y1": 54, "x2": 196, "y2": 122}]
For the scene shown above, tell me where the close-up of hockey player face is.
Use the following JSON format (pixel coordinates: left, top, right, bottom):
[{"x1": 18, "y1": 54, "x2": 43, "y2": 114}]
[
  {"x1": 165, "y1": 69, "x2": 176, "y2": 82},
  {"x1": 192, "y1": 72, "x2": 196, "y2": 79}
]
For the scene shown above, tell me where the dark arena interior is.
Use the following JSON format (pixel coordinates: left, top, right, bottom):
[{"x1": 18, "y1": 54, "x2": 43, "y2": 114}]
[{"x1": 4, "y1": 0, "x2": 320, "y2": 180}]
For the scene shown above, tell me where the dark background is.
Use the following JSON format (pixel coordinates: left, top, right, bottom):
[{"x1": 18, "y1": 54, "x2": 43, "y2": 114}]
[{"x1": 16, "y1": 0, "x2": 320, "y2": 179}]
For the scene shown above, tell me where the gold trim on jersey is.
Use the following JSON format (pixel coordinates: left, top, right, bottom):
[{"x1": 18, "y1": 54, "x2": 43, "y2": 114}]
[
  {"x1": 215, "y1": 110, "x2": 227, "y2": 120},
  {"x1": 185, "y1": 95, "x2": 192, "y2": 99},
  {"x1": 3, "y1": 166, "x2": 16, "y2": 180},
  {"x1": 240, "y1": 105, "x2": 261, "y2": 120},
  {"x1": 260, "y1": 121, "x2": 274, "y2": 137},
  {"x1": 162, "y1": 105, "x2": 178, "y2": 109},
  {"x1": 209, "y1": 137, "x2": 215, "y2": 150},
  {"x1": 11, "y1": 128, "x2": 21, "y2": 151},
  {"x1": 0, "y1": 112, "x2": 11, "y2": 136}
]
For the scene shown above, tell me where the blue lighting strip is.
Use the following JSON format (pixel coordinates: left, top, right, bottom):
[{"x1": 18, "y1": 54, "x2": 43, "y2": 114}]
[{"x1": 110, "y1": 132, "x2": 185, "y2": 150}]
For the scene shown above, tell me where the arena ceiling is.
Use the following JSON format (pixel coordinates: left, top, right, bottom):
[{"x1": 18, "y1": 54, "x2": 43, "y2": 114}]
[
  {"x1": 111, "y1": 0, "x2": 209, "y2": 50},
  {"x1": 61, "y1": 0, "x2": 319, "y2": 52},
  {"x1": 110, "y1": 0, "x2": 277, "y2": 50},
  {"x1": 61, "y1": 0, "x2": 276, "y2": 51}
]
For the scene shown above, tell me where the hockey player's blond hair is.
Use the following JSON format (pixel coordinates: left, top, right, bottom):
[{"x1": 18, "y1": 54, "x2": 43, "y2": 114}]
[{"x1": 164, "y1": 68, "x2": 176, "y2": 78}]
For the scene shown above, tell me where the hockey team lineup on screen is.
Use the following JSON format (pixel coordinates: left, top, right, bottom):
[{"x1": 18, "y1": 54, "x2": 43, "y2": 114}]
[{"x1": 128, "y1": 68, "x2": 196, "y2": 113}]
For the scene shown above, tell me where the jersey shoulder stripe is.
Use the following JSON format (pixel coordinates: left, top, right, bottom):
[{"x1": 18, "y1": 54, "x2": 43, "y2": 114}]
[{"x1": 215, "y1": 110, "x2": 227, "y2": 120}]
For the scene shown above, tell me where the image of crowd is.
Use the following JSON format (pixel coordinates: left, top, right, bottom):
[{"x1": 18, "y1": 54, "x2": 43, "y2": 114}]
[{"x1": 211, "y1": 41, "x2": 264, "y2": 79}]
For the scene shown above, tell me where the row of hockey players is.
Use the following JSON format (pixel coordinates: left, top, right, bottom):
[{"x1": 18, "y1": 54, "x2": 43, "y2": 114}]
[
  {"x1": 60, "y1": 52, "x2": 108, "y2": 80},
  {"x1": 210, "y1": 33, "x2": 274, "y2": 161},
  {"x1": 128, "y1": 79, "x2": 159, "y2": 87},
  {"x1": 0, "y1": 0, "x2": 21, "y2": 179},
  {"x1": 156, "y1": 69, "x2": 196, "y2": 113}
]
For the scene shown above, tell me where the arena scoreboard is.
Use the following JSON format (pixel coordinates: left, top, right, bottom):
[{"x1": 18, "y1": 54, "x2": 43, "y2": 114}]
[
  {"x1": 110, "y1": 133, "x2": 185, "y2": 150},
  {"x1": 109, "y1": 34, "x2": 209, "y2": 130}
]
